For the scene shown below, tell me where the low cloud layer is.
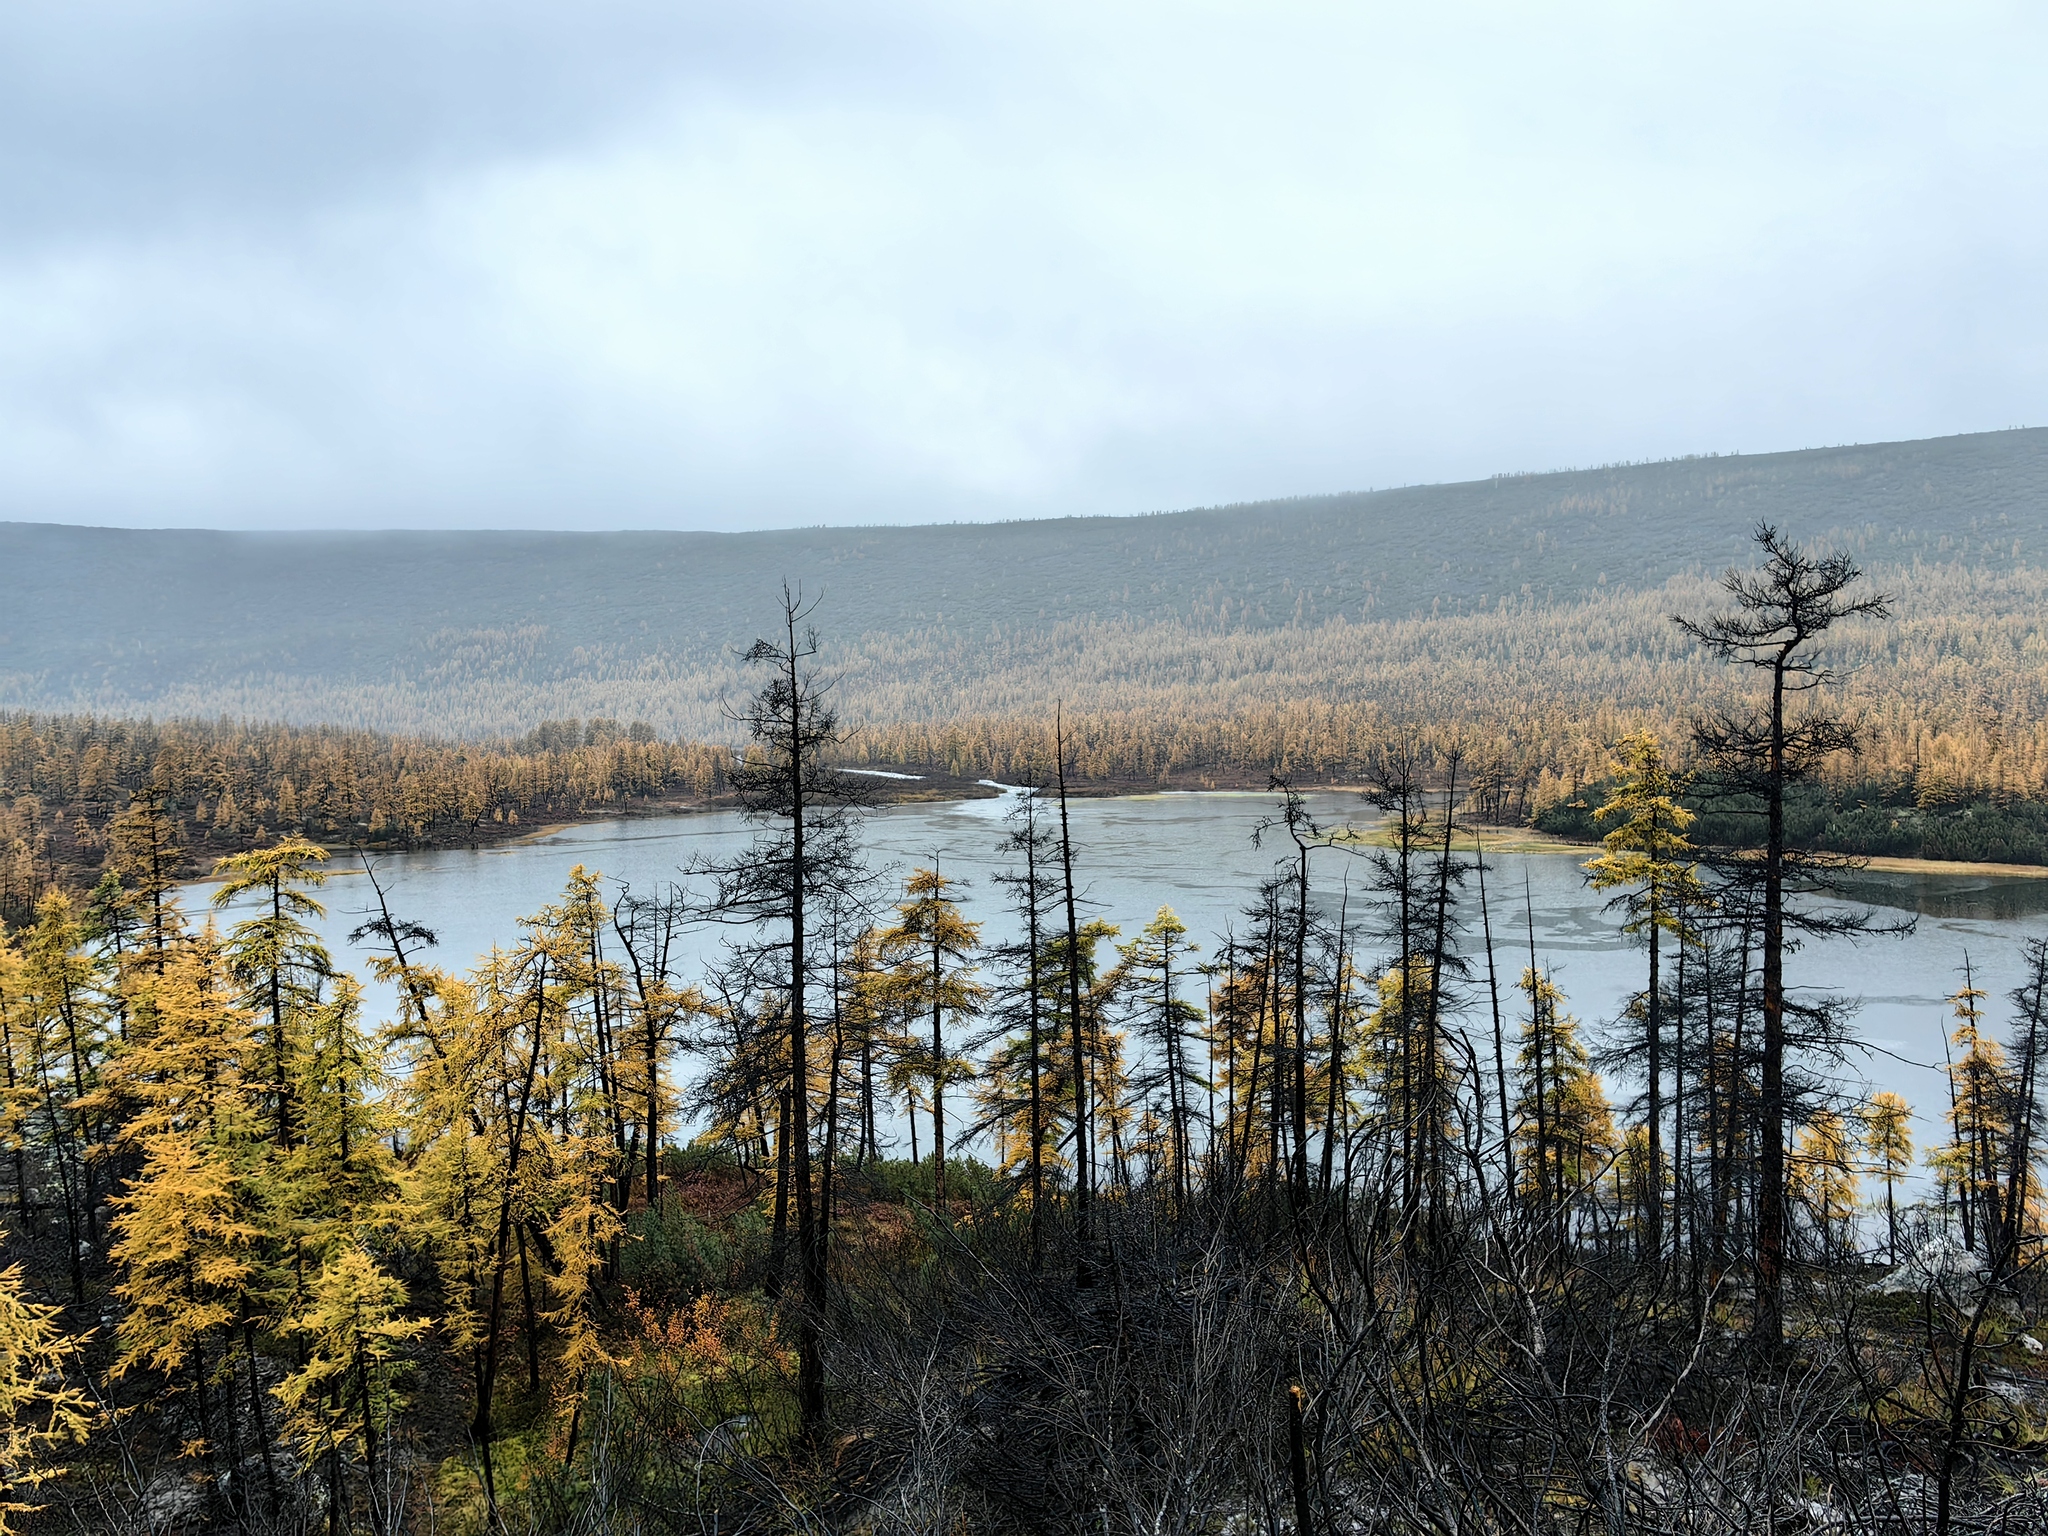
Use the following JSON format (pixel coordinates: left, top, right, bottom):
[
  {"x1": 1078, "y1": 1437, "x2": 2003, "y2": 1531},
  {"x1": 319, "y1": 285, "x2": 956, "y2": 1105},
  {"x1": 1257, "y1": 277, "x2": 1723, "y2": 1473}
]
[{"x1": 4, "y1": 2, "x2": 2044, "y2": 530}]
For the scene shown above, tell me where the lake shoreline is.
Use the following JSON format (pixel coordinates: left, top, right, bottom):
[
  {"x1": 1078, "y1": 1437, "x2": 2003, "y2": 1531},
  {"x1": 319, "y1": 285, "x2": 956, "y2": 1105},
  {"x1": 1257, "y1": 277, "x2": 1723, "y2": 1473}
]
[
  {"x1": 457, "y1": 790, "x2": 2048, "y2": 884},
  {"x1": 181, "y1": 779, "x2": 2048, "y2": 887}
]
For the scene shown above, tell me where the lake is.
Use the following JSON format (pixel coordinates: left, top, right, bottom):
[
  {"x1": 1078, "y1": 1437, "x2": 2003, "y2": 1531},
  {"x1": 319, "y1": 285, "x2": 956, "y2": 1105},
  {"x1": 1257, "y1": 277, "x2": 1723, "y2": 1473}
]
[{"x1": 201, "y1": 788, "x2": 2048, "y2": 1162}]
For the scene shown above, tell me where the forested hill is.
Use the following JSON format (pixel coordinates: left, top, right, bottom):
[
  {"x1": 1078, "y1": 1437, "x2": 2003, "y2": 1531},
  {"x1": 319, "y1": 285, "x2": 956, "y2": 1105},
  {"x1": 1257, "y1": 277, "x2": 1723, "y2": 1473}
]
[{"x1": 4, "y1": 427, "x2": 2047, "y2": 748}]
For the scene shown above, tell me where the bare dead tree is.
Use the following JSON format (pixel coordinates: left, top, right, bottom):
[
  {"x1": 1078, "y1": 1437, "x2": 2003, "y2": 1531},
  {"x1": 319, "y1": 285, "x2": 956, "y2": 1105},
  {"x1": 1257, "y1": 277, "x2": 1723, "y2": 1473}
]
[
  {"x1": 688, "y1": 585, "x2": 874, "y2": 1442},
  {"x1": 1678, "y1": 522, "x2": 1896, "y2": 1352}
]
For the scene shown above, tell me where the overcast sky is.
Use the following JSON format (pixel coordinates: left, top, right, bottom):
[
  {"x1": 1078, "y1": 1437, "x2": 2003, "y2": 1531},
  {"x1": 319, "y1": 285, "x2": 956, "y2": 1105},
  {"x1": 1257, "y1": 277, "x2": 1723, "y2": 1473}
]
[{"x1": 3, "y1": 2, "x2": 2044, "y2": 531}]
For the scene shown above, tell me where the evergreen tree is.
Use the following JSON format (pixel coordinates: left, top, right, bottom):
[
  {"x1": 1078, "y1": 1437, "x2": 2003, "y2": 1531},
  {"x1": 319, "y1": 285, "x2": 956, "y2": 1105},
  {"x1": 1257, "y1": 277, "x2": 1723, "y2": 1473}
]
[
  {"x1": 1052, "y1": 707, "x2": 1095, "y2": 1268},
  {"x1": 80, "y1": 872, "x2": 142, "y2": 1043},
  {"x1": 106, "y1": 932, "x2": 271, "y2": 1508},
  {"x1": 837, "y1": 926, "x2": 893, "y2": 1170},
  {"x1": 1114, "y1": 907, "x2": 1205, "y2": 1210},
  {"x1": 1254, "y1": 779, "x2": 1345, "y2": 1202},
  {"x1": 285, "y1": 977, "x2": 398, "y2": 1256},
  {"x1": 880, "y1": 867, "x2": 985, "y2": 1204},
  {"x1": 0, "y1": 943, "x2": 35, "y2": 1229},
  {"x1": 987, "y1": 790, "x2": 1062, "y2": 1266},
  {"x1": 107, "y1": 782, "x2": 186, "y2": 973},
  {"x1": 1791, "y1": 1109, "x2": 1859, "y2": 1255},
  {"x1": 275, "y1": 1243, "x2": 427, "y2": 1536},
  {"x1": 1585, "y1": 730, "x2": 1704, "y2": 1265},
  {"x1": 0, "y1": 1241, "x2": 93, "y2": 1534},
  {"x1": 211, "y1": 837, "x2": 333, "y2": 1150},
  {"x1": 1046, "y1": 915, "x2": 1125, "y2": 1196},
  {"x1": 1942, "y1": 973, "x2": 2009, "y2": 1253},
  {"x1": 1514, "y1": 969, "x2": 1615, "y2": 1248},
  {"x1": 18, "y1": 894, "x2": 109, "y2": 1298},
  {"x1": 1862, "y1": 1091, "x2": 1914, "y2": 1263},
  {"x1": 1358, "y1": 745, "x2": 1446, "y2": 1233}
]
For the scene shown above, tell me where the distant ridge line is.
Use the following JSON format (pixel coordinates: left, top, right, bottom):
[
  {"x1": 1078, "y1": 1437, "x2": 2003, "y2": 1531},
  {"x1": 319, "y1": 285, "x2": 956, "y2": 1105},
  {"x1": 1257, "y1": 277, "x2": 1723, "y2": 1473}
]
[
  {"x1": 3, "y1": 424, "x2": 2041, "y2": 539},
  {"x1": 5, "y1": 423, "x2": 2045, "y2": 740}
]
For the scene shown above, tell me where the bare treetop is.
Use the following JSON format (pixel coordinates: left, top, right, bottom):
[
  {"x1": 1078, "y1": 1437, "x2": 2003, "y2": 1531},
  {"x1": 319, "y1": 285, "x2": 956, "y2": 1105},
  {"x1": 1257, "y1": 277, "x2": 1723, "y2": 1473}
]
[{"x1": 1675, "y1": 521, "x2": 1891, "y2": 691}]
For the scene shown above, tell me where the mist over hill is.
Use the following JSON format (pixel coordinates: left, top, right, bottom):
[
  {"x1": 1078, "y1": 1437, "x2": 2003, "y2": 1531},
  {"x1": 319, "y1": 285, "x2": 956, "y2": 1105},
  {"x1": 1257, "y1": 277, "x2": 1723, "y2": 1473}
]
[{"x1": 4, "y1": 427, "x2": 2045, "y2": 741}]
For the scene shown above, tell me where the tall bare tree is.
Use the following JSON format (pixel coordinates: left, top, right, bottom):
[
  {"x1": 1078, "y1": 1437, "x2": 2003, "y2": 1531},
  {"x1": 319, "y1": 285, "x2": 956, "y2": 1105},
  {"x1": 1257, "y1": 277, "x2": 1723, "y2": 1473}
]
[
  {"x1": 1054, "y1": 706, "x2": 1094, "y2": 1274},
  {"x1": 1677, "y1": 522, "x2": 1890, "y2": 1350},
  {"x1": 691, "y1": 587, "x2": 871, "y2": 1440},
  {"x1": 991, "y1": 790, "x2": 1061, "y2": 1268}
]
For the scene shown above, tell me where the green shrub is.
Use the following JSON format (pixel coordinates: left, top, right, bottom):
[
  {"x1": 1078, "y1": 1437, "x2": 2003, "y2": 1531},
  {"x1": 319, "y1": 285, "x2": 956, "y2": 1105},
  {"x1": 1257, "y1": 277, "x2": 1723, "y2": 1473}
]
[
  {"x1": 846, "y1": 1156, "x2": 1002, "y2": 1206},
  {"x1": 1533, "y1": 777, "x2": 2048, "y2": 866},
  {"x1": 621, "y1": 1200, "x2": 769, "y2": 1302},
  {"x1": 661, "y1": 1141, "x2": 743, "y2": 1181}
]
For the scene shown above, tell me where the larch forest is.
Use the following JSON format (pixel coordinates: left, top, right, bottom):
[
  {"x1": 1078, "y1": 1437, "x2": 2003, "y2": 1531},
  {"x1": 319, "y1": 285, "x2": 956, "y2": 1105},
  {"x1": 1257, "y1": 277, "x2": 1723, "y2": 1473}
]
[{"x1": 6, "y1": 501, "x2": 2048, "y2": 1535}]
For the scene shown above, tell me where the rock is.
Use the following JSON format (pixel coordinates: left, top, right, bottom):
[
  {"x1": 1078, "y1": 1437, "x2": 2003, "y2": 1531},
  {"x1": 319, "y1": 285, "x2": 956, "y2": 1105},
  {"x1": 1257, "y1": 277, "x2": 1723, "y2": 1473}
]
[{"x1": 144, "y1": 1473, "x2": 208, "y2": 1524}]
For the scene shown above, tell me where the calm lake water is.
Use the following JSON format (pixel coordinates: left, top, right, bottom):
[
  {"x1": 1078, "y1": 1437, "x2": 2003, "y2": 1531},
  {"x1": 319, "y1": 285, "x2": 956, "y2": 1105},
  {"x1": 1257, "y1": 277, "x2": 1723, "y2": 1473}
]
[{"x1": 202, "y1": 789, "x2": 2048, "y2": 1160}]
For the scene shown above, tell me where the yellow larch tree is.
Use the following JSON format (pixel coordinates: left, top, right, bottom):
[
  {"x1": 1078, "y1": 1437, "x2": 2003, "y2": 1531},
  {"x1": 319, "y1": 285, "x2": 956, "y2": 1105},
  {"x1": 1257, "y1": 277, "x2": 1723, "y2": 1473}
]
[
  {"x1": 1792, "y1": 1110, "x2": 1860, "y2": 1255},
  {"x1": 1514, "y1": 969, "x2": 1616, "y2": 1245},
  {"x1": 1862, "y1": 1092, "x2": 1914, "y2": 1263},
  {"x1": 274, "y1": 1242, "x2": 429, "y2": 1536},
  {"x1": 880, "y1": 867, "x2": 986, "y2": 1204},
  {"x1": 104, "y1": 927, "x2": 282, "y2": 1510},
  {"x1": 1584, "y1": 729, "x2": 1704, "y2": 1264},
  {"x1": 0, "y1": 1242, "x2": 94, "y2": 1534},
  {"x1": 211, "y1": 836, "x2": 332, "y2": 1151}
]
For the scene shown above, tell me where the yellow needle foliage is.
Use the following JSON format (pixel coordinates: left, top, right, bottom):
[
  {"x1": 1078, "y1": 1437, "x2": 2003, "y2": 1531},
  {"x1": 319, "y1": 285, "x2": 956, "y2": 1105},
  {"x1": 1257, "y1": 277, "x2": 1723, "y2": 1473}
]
[
  {"x1": 274, "y1": 1243, "x2": 429, "y2": 1465},
  {"x1": 0, "y1": 1246, "x2": 93, "y2": 1533}
]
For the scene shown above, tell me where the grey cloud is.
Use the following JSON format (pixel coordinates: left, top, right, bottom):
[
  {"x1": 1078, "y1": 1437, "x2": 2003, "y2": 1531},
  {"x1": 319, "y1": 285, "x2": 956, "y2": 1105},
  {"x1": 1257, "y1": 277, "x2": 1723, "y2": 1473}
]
[
  {"x1": 0, "y1": 2, "x2": 975, "y2": 239},
  {"x1": 1, "y1": 3, "x2": 2045, "y2": 530}
]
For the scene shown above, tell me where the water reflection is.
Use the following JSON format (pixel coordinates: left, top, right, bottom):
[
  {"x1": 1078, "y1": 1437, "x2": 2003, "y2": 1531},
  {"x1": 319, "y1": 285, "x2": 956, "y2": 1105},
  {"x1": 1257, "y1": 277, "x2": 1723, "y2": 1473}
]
[{"x1": 1832, "y1": 871, "x2": 2048, "y2": 922}]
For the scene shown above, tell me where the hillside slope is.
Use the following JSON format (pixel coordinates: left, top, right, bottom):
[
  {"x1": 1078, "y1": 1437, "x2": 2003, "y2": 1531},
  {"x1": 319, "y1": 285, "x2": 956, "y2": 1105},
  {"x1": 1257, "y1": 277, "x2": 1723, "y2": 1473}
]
[{"x1": 3, "y1": 427, "x2": 2045, "y2": 743}]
